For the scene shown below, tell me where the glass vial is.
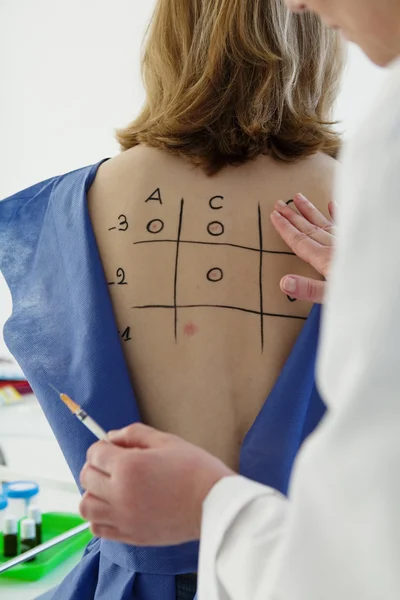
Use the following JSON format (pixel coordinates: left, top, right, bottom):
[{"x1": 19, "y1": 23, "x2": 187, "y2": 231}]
[
  {"x1": 28, "y1": 506, "x2": 42, "y2": 545},
  {"x1": 0, "y1": 494, "x2": 8, "y2": 533},
  {"x1": 3, "y1": 516, "x2": 18, "y2": 558},
  {"x1": 20, "y1": 518, "x2": 36, "y2": 561},
  {"x1": 6, "y1": 481, "x2": 39, "y2": 520}
]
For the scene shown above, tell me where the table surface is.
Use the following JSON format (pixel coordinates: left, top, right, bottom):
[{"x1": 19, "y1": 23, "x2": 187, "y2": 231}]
[
  {"x1": 0, "y1": 471, "x2": 83, "y2": 599},
  {"x1": 0, "y1": 550, "x2": 84, "y2": 599},
  {"x1": 0, "y1": 395, "x2": 85, "y2": 599}
]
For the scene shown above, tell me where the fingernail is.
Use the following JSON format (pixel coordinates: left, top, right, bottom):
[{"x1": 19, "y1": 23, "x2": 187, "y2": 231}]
[
  {"x1": 107, "y1": 430, "x2": 118, "y2": 439},
  {"x1": 271, "y1": 210, "x2": 283, "y2": 219},
  {"x1": 282, "y1": 277, "x2": 297, "y2": 293},
  {"x1": 277, "y1": 200, "x2": 286, "y2": 208},
  {"x1": 296, "y1": 193, "x2": 308, "y2": 202}
]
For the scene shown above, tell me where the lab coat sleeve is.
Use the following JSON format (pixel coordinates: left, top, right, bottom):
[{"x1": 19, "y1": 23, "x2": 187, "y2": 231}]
[{"x1": 198, "y1": 475, "x2": 288, "y2": 600}]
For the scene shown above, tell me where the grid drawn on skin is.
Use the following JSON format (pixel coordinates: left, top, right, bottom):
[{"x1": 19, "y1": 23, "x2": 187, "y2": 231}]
[{"x1": 131, "y1": 198, "x2": 306, "y2": 351}]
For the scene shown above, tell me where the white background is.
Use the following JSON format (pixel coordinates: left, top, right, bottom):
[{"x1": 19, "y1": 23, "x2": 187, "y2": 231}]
[{"x1": 0, "y1": 1, "x2": 389, "y2": 466}]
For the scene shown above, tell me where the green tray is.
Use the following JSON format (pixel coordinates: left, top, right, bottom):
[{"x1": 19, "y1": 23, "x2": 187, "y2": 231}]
[{"x1": 0, "y1": 512, "x2": 93, "y2": 581}]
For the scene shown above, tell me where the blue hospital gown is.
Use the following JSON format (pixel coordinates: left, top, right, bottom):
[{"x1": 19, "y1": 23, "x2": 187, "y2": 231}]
[{"x1": 0, "y1": 161, "x2": 326, "y2": 599}]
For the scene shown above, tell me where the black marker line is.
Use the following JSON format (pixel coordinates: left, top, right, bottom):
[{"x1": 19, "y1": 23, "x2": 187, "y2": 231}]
[
  {"x1": 258, "y1": 204, "x2": 264, "y2": 351},
  {"x1": 108, "y1": 227, "x2": 117, "y2": 231},
  {"x1": 133, "y1": 238, "x2": 295, "y2": 256},
  {"x1": 145, "y1": 188, "x2": 163, "y2": 204},
  {"x1": 120, "y1": 327, "x2": 132, "y2": 342},
  {"x1": 108, "y1": 282, "x2": 116, "y2": 286},
  {"x1": 209, "y1": 196, "x2": 224, "y2": 210},
  {"x1": 174, "y1": 200, "x2": 184, "y2": 341},
  {"x1": 132, "y1": 303, "x2": 307, "y2": 321}
]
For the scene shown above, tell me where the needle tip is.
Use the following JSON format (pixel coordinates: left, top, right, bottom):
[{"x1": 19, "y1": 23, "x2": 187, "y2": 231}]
[{"x1": 49, "y1": 383, "x2": 62, "y2": 395}]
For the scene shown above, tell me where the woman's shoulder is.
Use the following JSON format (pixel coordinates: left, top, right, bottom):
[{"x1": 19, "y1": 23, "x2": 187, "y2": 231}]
[
  {"x1": 250, "y1": 151, "x2": 339, "y2": 218},
  {"x1": 286, "y1": 152, "x2": 339, "y2": 218},
  {"x1": 88, "y1": 147, "x2": 339, "y2": 221},
  {"x1": 296, "y1": 151, "x2": 339, "y2": 185}
]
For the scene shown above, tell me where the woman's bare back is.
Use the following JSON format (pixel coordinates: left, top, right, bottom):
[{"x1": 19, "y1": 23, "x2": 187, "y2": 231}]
[{"x1": 88, "y1": 146, "x2": 336, "y2": 470}]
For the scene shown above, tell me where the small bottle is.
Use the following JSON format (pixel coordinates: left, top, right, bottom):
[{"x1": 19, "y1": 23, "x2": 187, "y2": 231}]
[
  {"x1": 0, "y1": 494, "x2": 8, "y2": 533},
  {"x1": 20, "y1": 518, "x2": 36, "y2": 561},
  {"x1": 6, "y1": 481, "x2": 39, "y2": 520},
  {"x1": 28, "y1": 506, "x2": 42, "y2": 545},
  {"x1": 3, "y1": 516, "x2": 18, "y2": 558}
]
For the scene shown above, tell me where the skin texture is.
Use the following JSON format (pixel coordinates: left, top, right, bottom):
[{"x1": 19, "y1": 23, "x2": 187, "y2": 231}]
[
  {"x1": 88, "y1": 147, "x2": 334, "y2": 473},
  {"x1": 285, "y1": 0, "x2": 400, "y2": 66}
]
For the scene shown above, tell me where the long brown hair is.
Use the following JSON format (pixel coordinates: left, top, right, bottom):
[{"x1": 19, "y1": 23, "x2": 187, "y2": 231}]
[{"x1": 117, "y1": 0, "x2": 345, "y2": 175}]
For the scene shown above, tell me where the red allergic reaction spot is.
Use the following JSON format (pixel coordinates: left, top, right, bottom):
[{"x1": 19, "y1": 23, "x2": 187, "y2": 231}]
[
  {"x1": 183, "y1": 322, "x2": 199, "y2": 337},
  {"x1": 207, "y1": 221, "x2": 224, "y2": 236},
  {"x1": 146, "y1": 219, "x2": 164, "y2": 234},
  {"x1": 207, "y1": 267, "x2": 223, "y2": 283}
]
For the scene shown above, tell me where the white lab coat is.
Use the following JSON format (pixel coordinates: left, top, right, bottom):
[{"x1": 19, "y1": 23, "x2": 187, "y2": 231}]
[{"x1": 198, "y1": 55, "x2": 400, "y2": 600}]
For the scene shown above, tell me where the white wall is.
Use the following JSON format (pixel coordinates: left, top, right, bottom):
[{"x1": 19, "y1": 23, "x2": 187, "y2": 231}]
[{"x1": 0, "y1": 0, "x2": 156, "y2": 198}]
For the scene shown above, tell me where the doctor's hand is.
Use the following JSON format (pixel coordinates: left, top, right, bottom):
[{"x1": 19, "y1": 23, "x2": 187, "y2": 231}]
[
  {"x1": 270, "y1": 193, "x2": 336, "y2": 304},
  {"x1": 79, "y1": 423, "x2": 235, "y2": 546}
]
